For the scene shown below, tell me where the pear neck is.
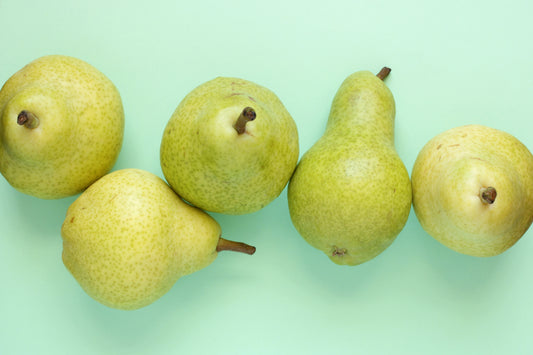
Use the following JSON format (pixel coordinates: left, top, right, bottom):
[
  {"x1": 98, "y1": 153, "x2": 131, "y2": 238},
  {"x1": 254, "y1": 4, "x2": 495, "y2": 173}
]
[
  {"x1": 325, "y1": 70, "x2": 395, "y2": 142},
  {"x1": 326, "y1": 109, "x2": 395, "y2": 141}
]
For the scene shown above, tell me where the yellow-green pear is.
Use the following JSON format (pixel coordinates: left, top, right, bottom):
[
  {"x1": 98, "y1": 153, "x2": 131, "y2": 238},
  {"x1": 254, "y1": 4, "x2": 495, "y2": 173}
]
[
  {"x1": 0, "y1": 55, "x2": 124, "y2": 199},
  {"x1": 160, "y1": 77, "x2": 299, "y2": 215},
  {"x1": 288, "y1": 68, "x2": 412, "y2": 266},
  {"x1": 61, "y1": 169, "x2": 255, "y2": 310},
  {"x1": 412, "y1": 125, "x2": 533, "y2": 256}
]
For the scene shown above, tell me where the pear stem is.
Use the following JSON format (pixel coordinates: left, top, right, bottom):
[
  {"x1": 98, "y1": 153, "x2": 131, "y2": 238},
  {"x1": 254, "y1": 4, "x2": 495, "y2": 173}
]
[
  {"x1": 376, "y1": 67, "x2": 391, "y2": 81},
  {"x1": 216, "y1": 237, "x2": 256, "y2": 255},
  {"x1": 480, "y1": 186, "x2": 497, "y2": 204},
  {"x1": 17, "y1": 110, "x2": 40, "y2": 129},
  {"x1": 233, "y1": 107, "x2": 256, "y2": 135}
]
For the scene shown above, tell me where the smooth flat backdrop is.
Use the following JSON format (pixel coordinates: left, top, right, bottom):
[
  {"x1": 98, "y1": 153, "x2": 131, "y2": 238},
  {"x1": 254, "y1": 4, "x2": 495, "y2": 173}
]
[{"x1": 1, "y1": 1, "x2": 532, "y2": 354}]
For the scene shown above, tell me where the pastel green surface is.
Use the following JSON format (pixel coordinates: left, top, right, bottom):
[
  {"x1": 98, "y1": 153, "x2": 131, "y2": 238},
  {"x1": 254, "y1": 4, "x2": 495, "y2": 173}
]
[{"x1": 1, "y1": 0, "x2": 532, "y2": 354}]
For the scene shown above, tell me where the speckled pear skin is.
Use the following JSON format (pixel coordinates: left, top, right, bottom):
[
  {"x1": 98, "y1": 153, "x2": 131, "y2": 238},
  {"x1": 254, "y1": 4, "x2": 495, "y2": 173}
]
[
  {"x1": 288, "y1": 70, "x2": 412, "y2": 266},
  {"x1": 61, "y1": 169, "x2": 221, "y2": 310},
  {"x1": 0, "y1": 55, "x2": 124, "y2": 199},
  {"x1": 412, "y1": 125, "x2": 533, "y2": 257},
  {"x1": 160, "y1": 77, "x2": 299, "y2": 215}
]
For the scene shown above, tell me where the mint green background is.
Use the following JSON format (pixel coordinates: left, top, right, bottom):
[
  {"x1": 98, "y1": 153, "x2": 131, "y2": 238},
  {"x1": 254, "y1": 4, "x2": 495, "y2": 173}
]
[{"x1": 1, "y1": 1, "x2": 532, "y2": 354}]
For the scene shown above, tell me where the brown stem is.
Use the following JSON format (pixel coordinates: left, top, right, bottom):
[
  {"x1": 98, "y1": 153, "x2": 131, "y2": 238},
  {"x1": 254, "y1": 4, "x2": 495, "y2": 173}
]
[
  {"x1": 376, "y1": 67, "x2": 391, "y2": 81},
  {"x1": 216, "y1": 237, "x2": 256, "y2": 255},
  {"x1": 480, "y1": 186, "x2": 497, "y2": 204},
  {"x1": 233, "y1": 107, "x2": 256, "y2": 135},
  {"x1": 17, "y1": 111, "x2": 40, "y2": 129}
]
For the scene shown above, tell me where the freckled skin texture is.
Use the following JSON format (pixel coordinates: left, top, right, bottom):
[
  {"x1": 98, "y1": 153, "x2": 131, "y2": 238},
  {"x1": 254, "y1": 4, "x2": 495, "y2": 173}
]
[
  {"x1": 160, "y1": 77, "x2": 299, "y2": 215},
  {"x1": 288, "y1": 70, "x2": 412, "y2": 266},
  {"x1": 0, "y1": 55, "x2": 124, "y2": 199},
  {"x1": 61, "y1": 169, "x2": 221, "y2": 310},
  {"x1": 412, "y1": 125, "x2": 533, "y2": 257}
]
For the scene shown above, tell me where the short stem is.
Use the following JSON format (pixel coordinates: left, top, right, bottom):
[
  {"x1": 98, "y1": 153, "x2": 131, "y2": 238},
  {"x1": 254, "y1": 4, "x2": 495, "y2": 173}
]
[
  {"x1": 233, "y1": 107, "x2": 256, "y2": 135},
  {"x1": 216, "y1": 237, "x2": 256, "y2": 255},
  {"x1": 17, "y1": 110, "x2": 40, "y2": 129},
  {"x1": 376, "y1": 67, "x2": 391, "y2": 81},
  {"x1": 480, "y1": 186, "x2": 497, "y2": 204}
]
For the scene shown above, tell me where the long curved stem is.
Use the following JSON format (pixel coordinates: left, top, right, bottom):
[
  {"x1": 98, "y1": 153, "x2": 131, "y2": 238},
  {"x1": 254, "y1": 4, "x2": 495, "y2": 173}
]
[{"x1": 216, "y1": 237, "x2": 256, "y2": 255}]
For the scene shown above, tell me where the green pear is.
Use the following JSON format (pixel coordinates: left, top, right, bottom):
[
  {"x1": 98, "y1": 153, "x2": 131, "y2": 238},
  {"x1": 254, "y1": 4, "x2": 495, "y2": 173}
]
[
  {"x1": 61, "y1": 169, "x2": 255, "y2": 310},
  {"x1": 288, "y1": 68, "x2": 412, "y2": 266},
  {"x1": 0, "y1": 55, "x2": 124, "y2": 199},
  {"x1": 160, "y1": 77, "x2": 299, "y2": 215},
  {"x1": 412, "y1": 125, "x2": 533, "y2": 257}
]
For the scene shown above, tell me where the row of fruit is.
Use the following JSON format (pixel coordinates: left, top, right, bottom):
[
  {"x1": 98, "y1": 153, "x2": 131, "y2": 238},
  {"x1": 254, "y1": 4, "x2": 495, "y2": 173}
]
[{"x1": 1, "y1": 55, "x2": 532, "y2": 310}]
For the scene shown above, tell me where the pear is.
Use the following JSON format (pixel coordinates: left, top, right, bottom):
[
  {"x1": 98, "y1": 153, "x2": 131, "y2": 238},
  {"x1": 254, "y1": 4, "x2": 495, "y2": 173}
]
[
  {"x1": 412, "y1": 125, "x2": 533, "y2": 257},
  {"x1": 288, "y1": 68, "x2": 412, "y2": 266},
  {"x1": 160, "y1": 77, "x2": 299, "y2": 215},
  {"x1": 61, "y1": 169, "x2": 255, "y2": 310},
  {"x1": 0, "y1": 55, "x2": 124, "y2": 199}
]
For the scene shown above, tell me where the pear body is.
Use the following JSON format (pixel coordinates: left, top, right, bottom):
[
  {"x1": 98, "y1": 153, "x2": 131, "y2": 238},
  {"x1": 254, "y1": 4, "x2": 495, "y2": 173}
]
[
  {"x1": 61, "y1": 169, "x2": 221, "y2": 310},
  {"x1": 412, "y1": 125, "x2": 533, "y2": 256},
  {"x1": 0, "y1": 55, "x2": 124, "y2": 199},
  {"x1": 288, "y1": 70, "x2": 412, "y2": 266},
  {"x1": 160, "y1": 77, "x2": 299, "y2": 215}
]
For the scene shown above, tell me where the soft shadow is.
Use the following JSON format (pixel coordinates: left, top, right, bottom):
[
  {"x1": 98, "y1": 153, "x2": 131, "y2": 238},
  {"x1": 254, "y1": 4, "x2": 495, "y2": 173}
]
[
  {"x1": 0, "y1": 185, "x2": 77, "y2": 242},
  {"x1": 409, "y1": 213, "x2": 506, "y2": 305},
  {"x1": 10, "y1": 188, "x2": 76, "y2": 239}
]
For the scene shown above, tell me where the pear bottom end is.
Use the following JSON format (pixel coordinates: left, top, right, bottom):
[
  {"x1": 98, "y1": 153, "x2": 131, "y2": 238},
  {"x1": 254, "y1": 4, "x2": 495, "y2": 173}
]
[{"x1": 326, "y1": 246, "x2": 369, "y2": 266}]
